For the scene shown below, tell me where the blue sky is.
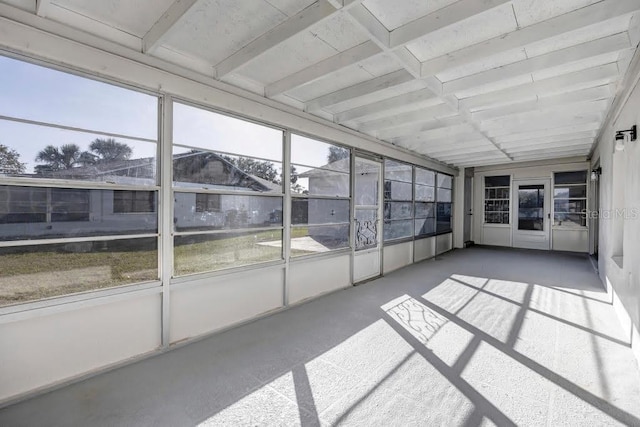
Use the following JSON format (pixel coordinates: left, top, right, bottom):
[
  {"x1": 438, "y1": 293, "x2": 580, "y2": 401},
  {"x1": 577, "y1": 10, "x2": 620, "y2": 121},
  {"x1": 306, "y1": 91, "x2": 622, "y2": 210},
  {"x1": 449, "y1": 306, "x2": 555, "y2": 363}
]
[{"x1": 0, "y1": 55, "x2": 340, "y2": 177}]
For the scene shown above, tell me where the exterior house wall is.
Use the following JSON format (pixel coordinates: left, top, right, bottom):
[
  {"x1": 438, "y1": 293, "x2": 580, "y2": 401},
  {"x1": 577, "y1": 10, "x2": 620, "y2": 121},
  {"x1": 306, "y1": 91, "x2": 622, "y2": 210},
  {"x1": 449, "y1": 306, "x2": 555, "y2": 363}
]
[{"x1": 591, "y1": 56, "x2": 640, "y2": 364}]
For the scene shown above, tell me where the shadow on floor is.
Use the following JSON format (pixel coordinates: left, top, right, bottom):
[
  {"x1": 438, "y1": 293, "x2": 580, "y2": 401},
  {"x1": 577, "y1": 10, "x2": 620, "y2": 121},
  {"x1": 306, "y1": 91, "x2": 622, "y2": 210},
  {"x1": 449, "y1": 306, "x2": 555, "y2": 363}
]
[{"x1": 1, "y1": 246, "x2": 639, "y2": 426}]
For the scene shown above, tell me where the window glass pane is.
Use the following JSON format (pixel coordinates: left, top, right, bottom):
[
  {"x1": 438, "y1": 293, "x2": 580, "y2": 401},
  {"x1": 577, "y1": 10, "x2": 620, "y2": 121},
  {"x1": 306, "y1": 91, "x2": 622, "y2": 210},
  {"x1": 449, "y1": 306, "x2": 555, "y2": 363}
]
[
  {"x1": 384, "y1": 160, "x2": 412, "y2": 182},
  {"x1": 0, "y1": 56, "x2": 158, "y2": 140},
  {"x1": 291, "y1": 135, "x2": 350, "y2": 196},
  {"x1": 384, "y1": 180, "x2": 412, "y2": 201},
  {"x1": 554, "y1": 186, "x2": 587, "y2": 199},
  {"x1": 554, "y1": 213, "x2": 586, "y2": 227},
  {"x1": 291, "y1": 134, "x2": 348, "y2": 170},
  {"x1": 294, "y1": 168, "x2": 349, "y2": 197},
  {"x1": 354, "y1": 159, "x2": 379, "y2": 206},
  {"x1": 437, "y1": 203, "x2": 452, "y2": 233},
  {"x1": 384, "y1": 202, "x2": 413, "y2": 220},
  {"x1": 415, "y1": 202, "x2": 435, "y2": 219},
  {"x1": 174, "y1": 193, "x2": 282, "y2": 232},
  {"x1": 437, "y1": 173, "x2": 452, "y2": 189},
  {"x1": 485, "y1": 175, "x2": 510, "y2": 187},
  {"x1": 173, "y1": 103, "x2": 282, "y2": 162},
  {"x1": 554, "y1": 171, "x2": 587, "y2": 185},
  {"x1": 415, "y1": 184, "x2": 435, "y2": 202},
  {"x1": 291, "y1": 224, "x2": 350, "y2": 256},
  {"x1": 292, "y1": 198, "x2": 349, "y2": 225},
  {"x1": 173, "y1": 148, "x2": 282, "y2": 192},
  {"x1": 554, "y1": 199, "x2": 586, "y2": 213},
  {"x1": 384, "y1": 219, "x2": 413, "y2": 241},
  {"x1": 0, "y1": 120, "x2": 157, "y2": 183},
  {"x1": 0, "y1": 237, "x2": 158, "y2": 307},
  {"x1": 415, "y1": 217, "x2": 435, "y2": 236},
  {"x1": 0, "y1": 186, "x2": 158, "y2": 241},
  {"x1": 437, "y1": 188, "x2": 452, "y2": 202},
  {"x1": 174, "y1": 230, "x2": 282, "y2": 275},
  {"x1": 518, "y1": 185, "x2": 544, "y2": 230},
  {"x1": 415, "y1": 168, "x2": 435, "y2": 186}
]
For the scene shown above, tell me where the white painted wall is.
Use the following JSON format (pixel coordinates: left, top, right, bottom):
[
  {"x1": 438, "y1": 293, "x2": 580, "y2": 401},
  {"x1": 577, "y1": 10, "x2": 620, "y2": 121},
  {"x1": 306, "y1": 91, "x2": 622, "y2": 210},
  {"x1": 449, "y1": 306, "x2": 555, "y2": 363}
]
[
  {"x1": 591, "y1": 53, "x2": 640, "y2": 360},
  {"x1": 414, "y1": 236, "x2": 436, "y2": 262},
  {"x1": 169, "y1": 267, "x2": 284, "y2": 343},
  {"x1": 473, "y1": 158, "x2": 590, "y2": 252},
  {"x1": 0, "y1": 291, "x2": 162, "y2": 402},
  {"x1": 383, "y1": 241, "x2": 413, "y2": 274},
  {"x1": 288, "y1": 254, "x2": 350, "y2": 304}
]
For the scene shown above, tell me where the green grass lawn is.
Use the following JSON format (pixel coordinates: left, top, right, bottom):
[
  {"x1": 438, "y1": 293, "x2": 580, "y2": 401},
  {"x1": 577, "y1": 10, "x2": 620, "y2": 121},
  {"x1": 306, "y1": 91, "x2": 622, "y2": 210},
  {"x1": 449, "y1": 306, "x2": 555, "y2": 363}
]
[{"x1": 0, "y1": 227, "x2": 320, "y2": 306}]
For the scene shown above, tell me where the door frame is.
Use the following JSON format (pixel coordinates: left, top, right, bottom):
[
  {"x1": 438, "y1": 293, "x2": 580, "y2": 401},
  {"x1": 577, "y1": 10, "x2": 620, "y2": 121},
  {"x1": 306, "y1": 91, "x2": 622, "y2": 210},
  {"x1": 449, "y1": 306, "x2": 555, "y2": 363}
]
[
  {"x1": 511, "y1": 178, "x2": 551, "y2": 250},
  {"x1": 352, "y1": 154, "x2": 383, "y2": 284}
]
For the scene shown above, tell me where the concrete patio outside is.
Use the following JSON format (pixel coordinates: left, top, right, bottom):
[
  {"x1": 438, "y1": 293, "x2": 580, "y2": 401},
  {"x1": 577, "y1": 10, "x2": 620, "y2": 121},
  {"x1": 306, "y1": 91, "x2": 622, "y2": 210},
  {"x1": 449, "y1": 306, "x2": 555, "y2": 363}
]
[{"x1": 1, "y1": 246, "x2": 638, "y2": 426}]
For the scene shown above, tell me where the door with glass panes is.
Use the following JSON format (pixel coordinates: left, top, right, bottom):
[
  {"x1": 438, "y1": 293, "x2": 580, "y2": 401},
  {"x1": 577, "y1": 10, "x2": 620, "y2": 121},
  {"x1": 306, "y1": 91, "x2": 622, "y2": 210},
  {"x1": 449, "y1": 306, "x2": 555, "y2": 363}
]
[
  {"x1": 353, "y1": 156, "x2": 383, "y2": 283},
  {"x1": 512, "y1": 179, "x2": 551, "y2": 250}
]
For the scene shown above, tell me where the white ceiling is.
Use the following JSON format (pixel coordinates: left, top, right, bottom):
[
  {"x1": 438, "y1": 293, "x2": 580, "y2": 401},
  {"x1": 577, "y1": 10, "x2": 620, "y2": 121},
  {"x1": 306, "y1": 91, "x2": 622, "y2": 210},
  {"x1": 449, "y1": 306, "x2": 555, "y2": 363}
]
[{"x1": 5, "y1": 0, "x2": 640, "y2": 167}]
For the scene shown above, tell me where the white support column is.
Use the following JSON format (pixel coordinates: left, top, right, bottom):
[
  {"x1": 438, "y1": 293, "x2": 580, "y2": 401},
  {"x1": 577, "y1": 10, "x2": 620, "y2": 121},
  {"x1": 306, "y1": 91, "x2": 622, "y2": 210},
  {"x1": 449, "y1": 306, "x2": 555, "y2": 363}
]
[
  {"x1": 160, "y1": 95, "x2": 174, "y2": 348},
  {"x1": 283, "y1": 131, "x2": 292, "y2": 306},
  {"x1": 453, "y1": 168, "x2": 465, "y2": 249}
]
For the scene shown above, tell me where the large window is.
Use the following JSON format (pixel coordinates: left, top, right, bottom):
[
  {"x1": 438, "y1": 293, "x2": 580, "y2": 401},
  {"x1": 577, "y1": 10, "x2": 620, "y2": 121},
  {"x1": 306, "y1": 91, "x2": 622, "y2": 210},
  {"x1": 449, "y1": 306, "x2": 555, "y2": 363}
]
[
  {"x1": 436, "y1": 173, "x2": 453, "y2": 234},
  {"x1": 172, "y1": 103, "x2": 284, "y2": 275},
  {"x1": 414, "y1": 167, "x2": 435, "y2": 236},
  {"x1": 484, "y1": 175, "x2": 510, "y2": 224},
  {"x1": 383, "y1": 160, "x2": 413, "y2": 242},
  {"x1": 0, "y1": 56, "x2": 159, "y2": 307},
  {"x1": 554, "y1": 171, "x2": 587, "y2": 227},
  {"x1": 290, "y1": 134, "x2": 351, "y2": 256}
]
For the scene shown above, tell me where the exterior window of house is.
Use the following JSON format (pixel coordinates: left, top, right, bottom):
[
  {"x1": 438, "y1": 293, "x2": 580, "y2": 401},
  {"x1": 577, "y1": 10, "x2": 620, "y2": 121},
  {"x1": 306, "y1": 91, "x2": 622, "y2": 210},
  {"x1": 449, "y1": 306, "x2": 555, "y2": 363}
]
[
  {"x1": 195, "y1": 193, "x2": 221, "y2": 213},
  {"x1": 290, "y1": 134, "x2": 351, "y2": 256},
  {"x1": 436, "y1": 173, "x2": 453, "y2": 234},
  {"x1": 414, "y1": 167, "x2": 435, "y2": 236},
  {"x1": 0, "y1": 55, "x2": 159, "y2": 307},
  {"x1": 113, "y1": 190, "x2": 156, "y2": 214},
  {"x1": 384, "y1": 160, "x2": 413, "y2": 242},
  {"x1": 172, "y1": 102, "x2": 284, "y2": 275},
  {"x1": 553, "y1": 171, "x2": 587, "y2": 227},
  {"x1": 484, "y1": 175, "x2": 510, "y2": 224}
]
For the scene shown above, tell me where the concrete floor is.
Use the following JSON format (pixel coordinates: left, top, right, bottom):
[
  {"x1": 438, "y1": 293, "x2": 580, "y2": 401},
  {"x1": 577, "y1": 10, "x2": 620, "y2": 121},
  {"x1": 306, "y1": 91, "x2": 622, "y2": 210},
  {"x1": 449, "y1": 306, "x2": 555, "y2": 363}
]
[{"x1": 1, "y1": 246, "x2": 639, "y2": 426}]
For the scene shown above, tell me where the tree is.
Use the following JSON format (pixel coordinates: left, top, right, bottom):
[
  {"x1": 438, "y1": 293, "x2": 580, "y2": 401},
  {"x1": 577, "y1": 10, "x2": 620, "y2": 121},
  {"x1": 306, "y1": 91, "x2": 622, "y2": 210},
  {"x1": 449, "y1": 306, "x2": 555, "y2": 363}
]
[
  {"x1": 87, "y1": 138, "x2": 133, "y2": 163},
  {"x1": 327, "y1": 145, "x2": 349, "y2": 163},
  {"x1": 35, "y1": 143, "x2": 83, "y2": 173},
  {"x1": 0, "y1": 144, "x2": 26, "y2": 174},
  {"x1": 223, "y1": 155, "x2": 280, "y2": 183}
]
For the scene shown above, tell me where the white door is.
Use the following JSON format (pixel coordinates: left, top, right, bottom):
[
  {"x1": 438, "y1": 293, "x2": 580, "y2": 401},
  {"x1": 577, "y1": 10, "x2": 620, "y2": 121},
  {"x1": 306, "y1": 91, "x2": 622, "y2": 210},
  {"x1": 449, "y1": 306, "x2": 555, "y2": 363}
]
[
  {"x1": 512, "y1": 179, "x2": 551, "y2": 250},
  {"x1": 353, "y1": 156, "x2": 382, "y2": 283}
]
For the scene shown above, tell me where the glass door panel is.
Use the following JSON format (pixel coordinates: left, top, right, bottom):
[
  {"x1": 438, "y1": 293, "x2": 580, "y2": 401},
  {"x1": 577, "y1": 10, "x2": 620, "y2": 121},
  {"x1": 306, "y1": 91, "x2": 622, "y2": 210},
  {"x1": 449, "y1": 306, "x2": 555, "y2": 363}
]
[{"x1": 353, "y1": 156, "x2": 382, "y2": 282}]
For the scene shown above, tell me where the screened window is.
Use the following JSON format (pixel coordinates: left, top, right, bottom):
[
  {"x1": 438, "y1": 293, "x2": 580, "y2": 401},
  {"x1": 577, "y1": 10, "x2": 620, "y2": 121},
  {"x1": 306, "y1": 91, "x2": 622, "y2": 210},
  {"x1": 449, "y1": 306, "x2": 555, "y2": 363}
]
[
  {"x1": 290, "y1": 134, "x2": 351, "y2": 256},
  {"x1": 0, "y1": 56, "x2": 159, "y2": 307},
  {"x1": 384, "y1": 160, "x2": 413, "y2": 242},
  {"x1": 172, "y1": 103, "x2": 285, "y2": 275},
  {"x1": 414, "y1": 167, "x2": 435, "y2": 237},
  {"x1": 484, "y1": 175, "x2": 510, "y2": 224},
  {"x1": 436, "y1": 173, "x2": 453, "y2": 234},
  {"x1": 554, "y1": 171, "x2": 587, "y2": 227}
]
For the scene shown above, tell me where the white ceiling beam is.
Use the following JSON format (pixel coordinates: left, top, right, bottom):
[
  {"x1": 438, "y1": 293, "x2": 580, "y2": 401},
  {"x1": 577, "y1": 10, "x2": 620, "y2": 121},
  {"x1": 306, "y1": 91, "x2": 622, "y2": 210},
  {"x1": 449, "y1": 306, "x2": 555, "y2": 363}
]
[
  {"x1": 454, "y1": 157, "x2": 513, "y2": 167},
  {"x1": 461, "y1": 63, "x2": 619, "y2": 111},
  {"x1": 305, "y1": 69, "x2": 414, "y2": 112},
  {"x1": 485, "y1": 113, "x2": 604, "y2": 138},
  {"x1": 389, "y1": 0, "x2": 510, "y2": 48},
  {"x1": 426, "y1": 143, "x2": 500, "y2": 157},
  {"x1": 376, "y1": 115, "x2": 463, "y2": 140},
  {"x1": 216, "y1": 0, "x2": 358, "y2": 78},
  {"x1": 358, "y1": 103, "x2": 456, "y2": 132},
  {"x1": 335, "y1": 88, "x2": 437, "y2": 123},
  {"x1": 434, "y1": 151, "x2": 505, "y2": 163},
  {"x1": 494, "y1": 123, "x2": 602, "y2": 144},
  {"x1": 35, "y1": 0, "x2": 49, "y2": 17},
  {"x1": 480, "y1": 100, "x2": 610, "y2": 130},
  {"x1": 444, "y1": 33, "x2": 631, "y2": 94},
  {"x1": 401, "y1": 136, "x2": 489, "y2": 153},
  {"x1": 392, "y1": 123, "x2": 477, "y2": 146},
  {"x1": 264, "y1": 40, "x2": 380, "y2": 97},
  {"x1": 142, "y1": 0, "x2": 200, "y2": 54},
  {"x1": 421, "y1": 0, "x2": 640, "y2": 77},
  {"x1": 512, "y1": 148, "x2": 590, "y2": 160},
  {"x1": 472, "y1": 84, "x2": 614, "y2": 121},
  {"x1": 500, "y1": 132, "x2": 597, "y2": 148},
  {"x1": 504, "y1": 138, "x2": 594, "y2": 154}
]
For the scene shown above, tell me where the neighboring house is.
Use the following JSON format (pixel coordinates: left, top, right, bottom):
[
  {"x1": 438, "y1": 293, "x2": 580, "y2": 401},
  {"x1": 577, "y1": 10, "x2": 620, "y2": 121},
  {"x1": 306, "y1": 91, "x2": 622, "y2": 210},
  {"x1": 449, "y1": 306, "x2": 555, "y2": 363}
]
[{"x1": 0, "y1": 152, "x2": 282, "y2": 241}]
